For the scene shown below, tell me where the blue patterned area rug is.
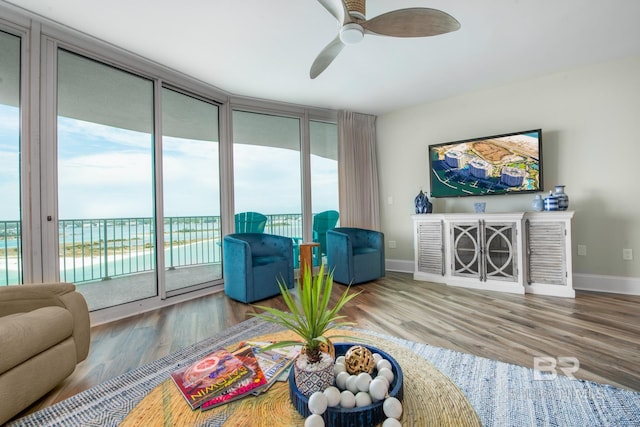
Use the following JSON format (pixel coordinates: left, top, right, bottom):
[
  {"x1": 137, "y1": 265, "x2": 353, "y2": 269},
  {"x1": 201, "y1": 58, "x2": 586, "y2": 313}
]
[{"x1": 8, "y1": 318, "x2": 640, "y2": 427}]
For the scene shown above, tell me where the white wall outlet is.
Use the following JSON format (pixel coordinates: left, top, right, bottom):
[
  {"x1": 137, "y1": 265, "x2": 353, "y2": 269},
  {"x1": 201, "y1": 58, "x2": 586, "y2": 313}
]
[
  {"x1": 387, "y1": 196, "x2": 393, "y2": 205},
  {"x1": 388, "y1": 240, "x2": 397, "y2": 249},
  {"x1": 623, "y1": 248, "x2": 633, "y2": 260},
  {"x1": 577, "y1": 245, "x2": 587, "y2": 256}
]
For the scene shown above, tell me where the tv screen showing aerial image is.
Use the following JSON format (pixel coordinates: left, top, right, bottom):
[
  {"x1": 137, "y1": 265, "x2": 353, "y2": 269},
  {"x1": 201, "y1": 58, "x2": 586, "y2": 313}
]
[{"x1": 429, "y1": 129, "x2": 542, "y2": 198}]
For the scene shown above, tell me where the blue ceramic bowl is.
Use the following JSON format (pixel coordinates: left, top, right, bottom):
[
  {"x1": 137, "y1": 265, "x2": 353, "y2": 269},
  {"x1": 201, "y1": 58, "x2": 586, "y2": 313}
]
[{"x1": 289, "y1": 343, "x2": 404, "y2": 427}]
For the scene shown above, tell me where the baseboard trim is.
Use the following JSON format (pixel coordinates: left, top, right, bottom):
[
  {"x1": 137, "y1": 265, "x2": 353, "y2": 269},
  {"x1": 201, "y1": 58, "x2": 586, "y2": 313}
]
[
  {"x1": 385, "y1": 259, "x2": 640, "y2": 297},
  {"x1": 573, "y1": 273, "x2": 640, "y2": 296},
  {"x1": 385, "y1": 259, "x2": 414, "y2": 273}
]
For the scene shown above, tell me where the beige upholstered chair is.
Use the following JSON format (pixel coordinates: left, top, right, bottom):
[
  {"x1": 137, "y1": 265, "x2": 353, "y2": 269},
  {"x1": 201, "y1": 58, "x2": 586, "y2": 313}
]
[{"x1": 0, "y1": 283, "x2": 90, "y2": 424}]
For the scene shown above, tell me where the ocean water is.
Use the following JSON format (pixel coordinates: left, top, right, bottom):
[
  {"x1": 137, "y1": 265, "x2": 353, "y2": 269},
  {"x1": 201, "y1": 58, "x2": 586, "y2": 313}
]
[{"x1": 1, "y1": 218, "x2": 303, "y2": 286}]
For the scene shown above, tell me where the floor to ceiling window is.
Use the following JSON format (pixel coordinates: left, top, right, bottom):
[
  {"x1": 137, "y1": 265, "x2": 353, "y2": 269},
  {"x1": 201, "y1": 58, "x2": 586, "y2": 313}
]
[
  {"x1": 232, "y1": 110, "x2": 302, "y2": 240},
  {"x1": 162, "y1": 87, "x2": 222, "y2": 294},
  {"x1": 57, "y1": 49, "x2": 157, "y2": 310},
  {"x1": 0, "y1": 6, "x2": 339, "y2": 321},
  {"x1": 309, "y1": 120, "x2": 339, "y2": 264},
  {"x1": 0, "y1": 30, "x2": 22, "y2": 286}
]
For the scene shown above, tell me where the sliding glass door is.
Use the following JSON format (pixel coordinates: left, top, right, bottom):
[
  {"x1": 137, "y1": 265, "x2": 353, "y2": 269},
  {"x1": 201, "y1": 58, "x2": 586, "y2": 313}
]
[
  {"x1": 232, "y1": 110, "x2": 302, "y2": 240},
  {"x1": 57, "y1": 50, "x2": 156, "y2": 310},
  {"x1": 162, "y1": 87, "x2": 222, "y2": 294},
  {"x1": 310, "y1": 120, "x2": 339, "y2": 264},
  {"x1": 0, "y1": 30, "x2": 22, "y2": 286}
]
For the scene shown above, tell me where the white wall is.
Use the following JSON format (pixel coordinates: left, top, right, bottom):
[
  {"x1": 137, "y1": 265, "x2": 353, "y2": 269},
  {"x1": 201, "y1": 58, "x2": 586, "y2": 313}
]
[{"x1": 377, "y1": 55, "x2": 640, "y2": 289}]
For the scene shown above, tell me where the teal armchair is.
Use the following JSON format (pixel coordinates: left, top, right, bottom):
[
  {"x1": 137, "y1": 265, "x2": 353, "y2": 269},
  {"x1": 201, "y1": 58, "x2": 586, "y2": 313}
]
[
  {"x1": 327, "y1": 227, "x2": 385, "y2": 285},
  {"x1": 223, "y1": 233, "x2": 294, "y2": 303}
]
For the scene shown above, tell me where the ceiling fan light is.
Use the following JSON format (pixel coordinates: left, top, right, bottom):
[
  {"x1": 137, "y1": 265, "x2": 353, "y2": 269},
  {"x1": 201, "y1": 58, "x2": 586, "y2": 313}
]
[{"x1": 340, "y1": 23, "x2": 364, "y2": 44}]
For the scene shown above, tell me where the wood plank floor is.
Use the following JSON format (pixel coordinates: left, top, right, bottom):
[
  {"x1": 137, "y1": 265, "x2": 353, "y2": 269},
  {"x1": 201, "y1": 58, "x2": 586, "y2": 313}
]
[{"x1": 14, "y1": 272, "x2": 640, "y2": 421}]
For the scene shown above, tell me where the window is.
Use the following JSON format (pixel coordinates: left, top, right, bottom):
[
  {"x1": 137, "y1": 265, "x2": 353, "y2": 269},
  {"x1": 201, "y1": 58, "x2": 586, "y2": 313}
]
[
  {"x1": 0, "y1": 7, "x2": 339, "y2": 321},
  {"x1": 57, "y1": 50, "x2": 156, "y2": 310},
  {"x1": 162, "y1": 87, "x2": 222, "y2": 293},
  {"x1": 310, "y1": 120, "x2": 339, "y2": 263},
  {"x1": 232, "y1": 110, "x2": 302, "y2": 239},
  {"x1": 310, "y1": 120, "x2": 339, "y2": 214},
  {"x1": 0, "y1": 30, "x2": 22, "y2": 286}
]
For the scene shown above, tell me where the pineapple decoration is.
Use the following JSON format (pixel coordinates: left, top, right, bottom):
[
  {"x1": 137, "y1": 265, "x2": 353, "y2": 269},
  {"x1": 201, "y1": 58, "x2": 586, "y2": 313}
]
[{"x1": 252, "y1": 264, "x2": 360, "y2": 396}]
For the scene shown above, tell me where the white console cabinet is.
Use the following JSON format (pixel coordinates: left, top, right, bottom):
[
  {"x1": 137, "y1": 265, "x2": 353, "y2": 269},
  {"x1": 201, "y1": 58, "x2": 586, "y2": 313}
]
[{"x1": 412, "y1": 211, "x2": 575, "y2": 298}]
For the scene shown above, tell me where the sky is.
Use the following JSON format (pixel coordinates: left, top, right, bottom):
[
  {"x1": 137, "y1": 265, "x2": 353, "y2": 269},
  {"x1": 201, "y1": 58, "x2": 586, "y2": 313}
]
[
  {"x1": 1, "y1": 106, "x2": 338, "y2": 220},
  {"x1": 0, "y1": 105, "x2": 20, "y2": 219}
]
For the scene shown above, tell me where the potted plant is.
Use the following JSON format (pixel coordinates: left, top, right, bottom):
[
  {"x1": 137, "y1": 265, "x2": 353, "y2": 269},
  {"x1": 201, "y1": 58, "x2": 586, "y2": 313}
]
[{"x1": 251, "y1": 263, "x2": 360, "y2": 396}]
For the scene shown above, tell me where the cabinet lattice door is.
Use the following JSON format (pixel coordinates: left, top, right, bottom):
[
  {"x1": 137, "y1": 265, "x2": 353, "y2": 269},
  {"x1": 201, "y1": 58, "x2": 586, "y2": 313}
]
[
  {"x1": 417, "y1": 221, "x2": 444, "y2": 275},
  {"x1": 451, "y1": 222, "x2": 481, "y2": 278},
  {"x1": 526, "y1": 220, "x2": 567, "y2": 285},
  {"x1": 452, "y1": 221, "x2": 517, "y2": 282},
  {"x1": 484, "y1": 223, "x2": 517, "y2": 281}
]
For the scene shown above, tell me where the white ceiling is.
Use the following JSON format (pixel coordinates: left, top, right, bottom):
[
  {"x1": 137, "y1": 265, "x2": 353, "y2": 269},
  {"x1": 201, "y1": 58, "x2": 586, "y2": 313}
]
[{"x1": 5, "y1": 0, "x2": 640, "y2": 115}]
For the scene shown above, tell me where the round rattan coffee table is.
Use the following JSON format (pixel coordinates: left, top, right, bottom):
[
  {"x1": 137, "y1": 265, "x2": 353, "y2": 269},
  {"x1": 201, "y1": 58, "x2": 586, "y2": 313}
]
[{"x1": 121, "y1": 330, "x2": 481, "y2": 426}]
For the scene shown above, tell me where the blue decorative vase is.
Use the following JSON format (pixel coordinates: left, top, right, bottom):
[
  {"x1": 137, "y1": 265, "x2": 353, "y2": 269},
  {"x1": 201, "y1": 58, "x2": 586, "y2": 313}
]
[
  {"x1": 414, "y1": 190, "x2": 432, "y2": 214},
  {"x1": 543, "y1": 192, "x2": 559, "y2": 211},
  {"x1": 531, "y1": 194, "x2": 544, "y2": 212},
  {"x1": 554, "y1": 185, "x2": 569, "y2": 210}
]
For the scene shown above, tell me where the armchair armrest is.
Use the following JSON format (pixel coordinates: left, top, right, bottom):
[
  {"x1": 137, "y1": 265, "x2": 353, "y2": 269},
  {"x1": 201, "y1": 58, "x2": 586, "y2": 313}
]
[
  {"x1": 0, "y1": 283, "x2": 75, "y2": 317},
  {"x1": 327, "y1": 229, "x2": 353, "y2": 281},
  {"x1": 0, "y1": 283, "x2": 90, "y2": 362},
  {"x1": 223, "y1": 234, "x2": 252, "y2": 279}
]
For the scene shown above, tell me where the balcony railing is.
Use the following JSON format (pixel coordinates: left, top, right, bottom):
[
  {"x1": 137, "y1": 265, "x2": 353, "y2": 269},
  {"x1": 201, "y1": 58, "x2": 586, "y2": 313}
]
[
  {"x1": 1, "y1": 221, "x2": 22, "y2": 286},
  {"x1": 1, "y1": 214, "x2": 303, "y2": 285}
]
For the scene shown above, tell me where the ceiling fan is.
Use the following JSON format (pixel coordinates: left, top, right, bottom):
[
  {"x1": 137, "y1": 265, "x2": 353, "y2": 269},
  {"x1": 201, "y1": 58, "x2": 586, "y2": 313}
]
[{"x1": 311, "y1": 0, "x2": 461, "y2": 79}]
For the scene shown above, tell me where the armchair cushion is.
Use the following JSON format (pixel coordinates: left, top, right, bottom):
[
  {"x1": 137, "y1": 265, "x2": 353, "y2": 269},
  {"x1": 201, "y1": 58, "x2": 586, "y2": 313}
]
[
  {"x1": 327, "y1": 227, "x2": 385, "y2": 285},
  {"x1": 223, "y1": 233, "x2": 294, "y2": 303}
]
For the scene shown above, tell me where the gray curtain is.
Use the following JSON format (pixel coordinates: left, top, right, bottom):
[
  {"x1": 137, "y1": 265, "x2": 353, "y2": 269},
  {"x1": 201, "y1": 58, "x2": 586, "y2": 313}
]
[{"x1": 337, "y1": 111, "x2": 380, "y2": 230}]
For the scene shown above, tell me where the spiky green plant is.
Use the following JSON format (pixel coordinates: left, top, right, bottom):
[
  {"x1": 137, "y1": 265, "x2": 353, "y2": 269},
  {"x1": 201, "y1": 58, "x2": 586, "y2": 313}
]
[{"x1": 251, "y1": 264, "x2": 360, "y2": 364}]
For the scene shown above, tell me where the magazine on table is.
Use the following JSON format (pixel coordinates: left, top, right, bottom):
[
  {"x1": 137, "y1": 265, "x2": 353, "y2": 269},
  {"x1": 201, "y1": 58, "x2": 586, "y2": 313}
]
[
  {"x1": 200, "y1": 344, "x2": 267, "y2": 411},
  {"x1": 170, "y1": 347, "x2": 253, "y2": 409},
  {"x1": 238, "y1": 340, "x2": 301, "y2": 394}
]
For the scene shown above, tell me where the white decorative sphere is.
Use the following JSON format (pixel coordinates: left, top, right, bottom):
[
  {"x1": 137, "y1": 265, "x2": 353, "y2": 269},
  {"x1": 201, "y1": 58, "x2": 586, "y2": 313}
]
[
  {"x1": 372, "y1": 353, "x2": 383, "y2": 364},
  {"x1": 375, "y1": 373, "x2": 390, "y2": 386},
  {"x1": 378, "y1": 367, "x2": 394, "y2": 384},
  {"x1": 355, "y1": 372, "x2": 372, "y2": 392},
  {"x1": 308, "y1": 391, "x2": 328, "y2": 415},
  {"x1": 376, "y1": 359, "x2": 392, "y2": 372},
  {"x1": 335, "y1": 355, "x2": 346, "y2": 365},
  {"x1": 355, "y1": 391, "x2": 372, "y2": 407},
  {"x1": 335, "y1": 371, "x2": 350, "y2": 390},
  {"x1": 383, "y1": 397, "x2": 403, "y2": 419},
  {"x1": 382, "y1": 418, "x2": 402, "y2": 427},
  {"x1": 334, "y1": 362, "x2": 347, "y2": 375},
  {"x1": 346, "y1": 375, "x2": 360, "y2": 394},
  {"x1": 323, "y1": 386, "x2": 341, "y2": 407},
  {"x1": 305, "y1": 414, "x2": 325, "y2": 427},
  {"x1": 339, "y1": 390, "x2": 356, "y2": 408},
  {"x1": 368, "y1": 377, "x2": 388, "y2": 401}
]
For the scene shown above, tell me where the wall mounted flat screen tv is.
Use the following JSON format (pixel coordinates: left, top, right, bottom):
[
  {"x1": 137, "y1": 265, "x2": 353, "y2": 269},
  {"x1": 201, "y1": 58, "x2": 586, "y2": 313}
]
[{"x1": 429, "y1": 129, "x2": 542, "y2": 198}]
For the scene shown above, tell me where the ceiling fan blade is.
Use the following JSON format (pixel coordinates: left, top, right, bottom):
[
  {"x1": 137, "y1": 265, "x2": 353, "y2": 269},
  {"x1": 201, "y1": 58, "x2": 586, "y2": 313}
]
[
  {"x1": 317, "y1": 0, "x2": 352, "y2": 25},
  {"x1": 362, "y1": 8, "x2": 461, "y2": 37},
  {"x1": 310, "y1": 35, "x2": 346, "y2": 79}
]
